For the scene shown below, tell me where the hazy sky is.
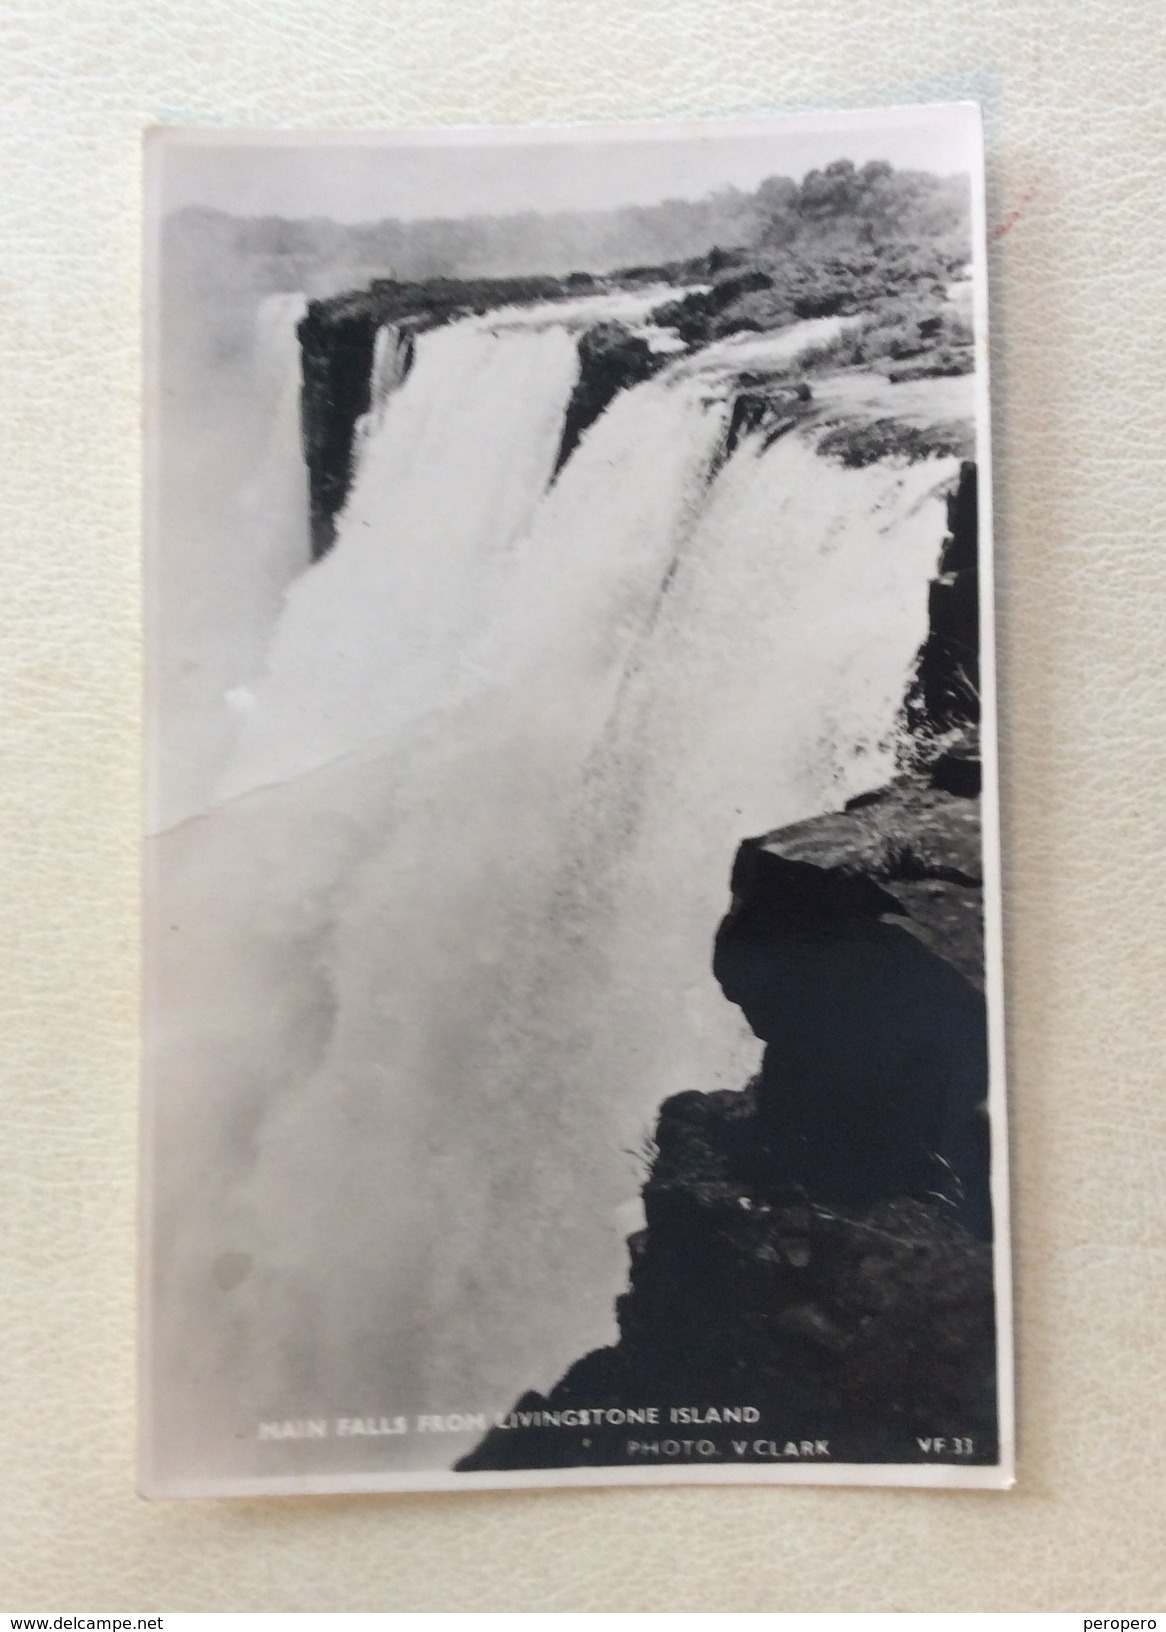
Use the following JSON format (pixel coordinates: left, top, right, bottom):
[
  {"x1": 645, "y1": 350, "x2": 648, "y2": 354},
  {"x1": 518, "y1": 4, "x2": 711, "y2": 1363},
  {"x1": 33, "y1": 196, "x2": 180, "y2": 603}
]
[{"x1": 151, "y1": 105, "x2": 978, "y2": 223}]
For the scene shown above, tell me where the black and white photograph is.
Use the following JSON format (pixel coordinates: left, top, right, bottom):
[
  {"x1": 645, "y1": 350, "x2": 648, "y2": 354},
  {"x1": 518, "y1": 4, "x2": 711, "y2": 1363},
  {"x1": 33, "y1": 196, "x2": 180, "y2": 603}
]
[{"x1": 142, "y1": 105, "x2": 1011, "y2": 1496}]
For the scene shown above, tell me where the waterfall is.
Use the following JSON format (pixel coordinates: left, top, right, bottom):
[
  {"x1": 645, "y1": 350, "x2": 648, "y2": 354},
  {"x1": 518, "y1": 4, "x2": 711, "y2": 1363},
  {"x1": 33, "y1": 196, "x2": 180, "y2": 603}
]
[
  {"x1": 217, "y1": 316, "x2": 583, "y2": 801},
  {"x1": 146, "y1": 300, "x2": 964, "y2": 1481},
  {"x1": 350, "y1": 324, "x2": 416, "y2": 462}
]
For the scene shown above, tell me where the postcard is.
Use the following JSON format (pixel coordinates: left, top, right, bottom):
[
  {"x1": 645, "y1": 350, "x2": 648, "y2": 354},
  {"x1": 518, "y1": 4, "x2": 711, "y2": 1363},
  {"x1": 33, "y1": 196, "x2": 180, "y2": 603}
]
[{"x1": 142, "y1": 104, "x2": 1012, "y2": 1495}]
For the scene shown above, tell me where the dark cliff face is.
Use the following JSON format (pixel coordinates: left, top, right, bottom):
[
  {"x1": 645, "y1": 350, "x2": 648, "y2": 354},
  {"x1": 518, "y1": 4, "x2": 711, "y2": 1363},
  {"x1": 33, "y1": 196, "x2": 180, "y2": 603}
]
[
  {"x1": 553, "y1": 322, "x2": 663, "y2": 477},
  {"x1": 298, "y1": 304, "x2": 383, "y2": 561},
  {"x1": 458, "y1": 460, "x2": 997, "y2": 1475},
  {"x1": 713, "y1": 778, "x2": 990, "y2": 1245},
  {"x1": 904, "y1": 461, "x2": 980, "y2": 744}
]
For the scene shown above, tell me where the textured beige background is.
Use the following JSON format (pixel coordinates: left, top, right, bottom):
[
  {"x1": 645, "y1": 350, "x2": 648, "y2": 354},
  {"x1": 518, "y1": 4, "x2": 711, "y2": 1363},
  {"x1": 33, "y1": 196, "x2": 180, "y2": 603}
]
[{"x1": 2, "y1": 0, "x2": 1164, "y2": 1611}]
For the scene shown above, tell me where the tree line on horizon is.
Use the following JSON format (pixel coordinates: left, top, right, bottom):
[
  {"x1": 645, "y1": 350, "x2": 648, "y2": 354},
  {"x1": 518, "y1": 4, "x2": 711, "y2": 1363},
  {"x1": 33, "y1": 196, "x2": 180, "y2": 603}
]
[{"x1": 165, "y1": 158, "x2": 970, "y2": 301}]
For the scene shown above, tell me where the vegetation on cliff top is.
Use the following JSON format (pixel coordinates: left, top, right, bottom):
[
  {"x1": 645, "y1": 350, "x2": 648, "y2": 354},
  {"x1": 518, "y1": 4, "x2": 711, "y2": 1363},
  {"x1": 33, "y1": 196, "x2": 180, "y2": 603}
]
[{"x1": 645, "y1": 160, "x2": 971, "y2": 347}]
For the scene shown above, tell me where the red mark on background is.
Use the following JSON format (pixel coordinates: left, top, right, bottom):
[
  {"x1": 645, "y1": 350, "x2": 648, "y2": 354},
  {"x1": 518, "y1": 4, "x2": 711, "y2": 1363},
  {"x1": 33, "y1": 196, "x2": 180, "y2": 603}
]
[{"x1": 991, "y1": 191, "x2": 1036, "y2": 241}]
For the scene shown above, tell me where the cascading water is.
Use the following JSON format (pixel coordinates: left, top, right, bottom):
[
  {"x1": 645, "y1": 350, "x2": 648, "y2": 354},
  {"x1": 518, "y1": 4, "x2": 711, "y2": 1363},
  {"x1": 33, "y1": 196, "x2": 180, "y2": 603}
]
[
  {"x1": 349, "y1": 324, "x2": 415, "y2": 463},
  {"x1": 217, "y1": 316, "x2": 583, "y2": 800},
  {"x1": 147, "y1": 294, "x2": 966, "y2": 1480}
]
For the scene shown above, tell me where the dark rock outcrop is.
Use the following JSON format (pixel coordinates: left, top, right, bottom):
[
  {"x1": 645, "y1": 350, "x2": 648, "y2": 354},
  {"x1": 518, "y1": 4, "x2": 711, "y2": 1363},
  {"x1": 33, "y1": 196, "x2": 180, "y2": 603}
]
[
  {"x1": 713, "y1": 779, "x2": 990, "y2": 1242},
  {"x1": 553, "y1": 323, "x2": 663, "y2": 477},
  {"x1": 904, "y1": 460, "x2": 980, "y2": 741},
  {"x1": 458, "y1": 1076, "x2": 996, "y2": 1471},
  {"x1": 459, "y1": 458, "x2": 997, "y2": 1475},
  {"x1": 299, "y1": 303, "x2": 381, "y2": 561},
  {"x1": 816, "y1": 418, "x2": 973, "y2": 469},
  {"x1": 649, "y1": 267, "x2": 775, "y2": 346},
  {"x1": 717, "y1": 381, "x2": 814, "y2": 468}
]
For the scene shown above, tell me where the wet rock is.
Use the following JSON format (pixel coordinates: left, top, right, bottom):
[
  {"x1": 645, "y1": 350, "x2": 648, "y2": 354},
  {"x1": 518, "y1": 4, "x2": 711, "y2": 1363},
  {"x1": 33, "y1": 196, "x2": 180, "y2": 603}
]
[
  {"x1": 904, "y1": 460, "x2": 980, "y2": 738},
  {"x1": 713, "y1": 789, "x2": 991, "y2": 1238},
  {"x1": 554, "y1": 322, "x2": 663, "y2": 476},
  {"x1": 298, "y1": 304, "x2": 381, "y2": 561}
]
